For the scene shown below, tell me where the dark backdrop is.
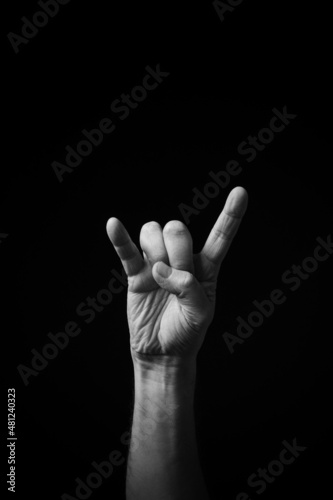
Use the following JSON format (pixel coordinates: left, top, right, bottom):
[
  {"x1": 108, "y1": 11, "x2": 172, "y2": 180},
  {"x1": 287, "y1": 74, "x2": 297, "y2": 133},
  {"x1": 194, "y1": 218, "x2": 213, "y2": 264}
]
[{"x1": 2, "y1": 1, "x2": 332, "y2": 499}]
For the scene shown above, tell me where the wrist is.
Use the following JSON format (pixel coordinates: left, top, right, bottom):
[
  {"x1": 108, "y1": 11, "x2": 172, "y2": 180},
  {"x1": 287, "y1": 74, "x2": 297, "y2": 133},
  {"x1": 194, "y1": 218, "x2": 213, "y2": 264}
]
[
  {"x1": 131, "y1": 352, "x2": 197, "y2": 433},
  {"x1": 131, "y1": 350, "x2": 197, "y2": 389}
]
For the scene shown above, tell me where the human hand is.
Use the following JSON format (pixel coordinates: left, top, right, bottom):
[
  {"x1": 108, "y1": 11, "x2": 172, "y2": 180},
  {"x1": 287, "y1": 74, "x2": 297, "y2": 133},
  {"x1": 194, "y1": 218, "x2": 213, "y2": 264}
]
[{"x1": 106, "y1": 186, "x2": 248, "y2": 363}]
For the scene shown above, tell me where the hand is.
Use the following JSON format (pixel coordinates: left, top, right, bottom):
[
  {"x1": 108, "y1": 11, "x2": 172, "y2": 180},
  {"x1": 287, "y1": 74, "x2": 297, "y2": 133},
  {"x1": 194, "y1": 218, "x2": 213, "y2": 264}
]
[{"x1": 106, "y1": 186, "x2": 248, "y2": 362}]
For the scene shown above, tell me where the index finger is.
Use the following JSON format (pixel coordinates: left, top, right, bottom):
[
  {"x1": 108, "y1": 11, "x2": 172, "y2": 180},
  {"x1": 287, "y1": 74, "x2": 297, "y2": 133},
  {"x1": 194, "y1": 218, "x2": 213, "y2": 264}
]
[
  {"x1": 201, "y1": 186, "x2": 248, "y2": 270},
  {"x1": 106, "y1": 217, "x2": 144, "y2": 277}
]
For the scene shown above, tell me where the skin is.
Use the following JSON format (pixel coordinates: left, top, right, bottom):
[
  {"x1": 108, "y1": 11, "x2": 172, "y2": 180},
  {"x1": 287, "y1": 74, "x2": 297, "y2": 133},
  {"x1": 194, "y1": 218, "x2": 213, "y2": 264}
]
[{"x1": 106, "y1": 186, "x2": 248, "y2": 500}]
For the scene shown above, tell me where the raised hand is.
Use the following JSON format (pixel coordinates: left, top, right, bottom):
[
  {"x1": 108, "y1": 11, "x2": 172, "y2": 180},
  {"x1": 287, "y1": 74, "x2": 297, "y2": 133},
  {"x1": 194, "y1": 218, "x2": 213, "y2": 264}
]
[{"x1": 106, "y1": 186, "x2": 248, "y2": 362}]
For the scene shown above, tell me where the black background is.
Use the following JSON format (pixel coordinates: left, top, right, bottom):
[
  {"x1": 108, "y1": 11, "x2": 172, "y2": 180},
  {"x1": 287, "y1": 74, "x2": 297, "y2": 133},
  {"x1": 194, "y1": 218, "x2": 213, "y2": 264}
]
[{"x1": 2, "y1": 1, "x2": 332, "y2": 499}]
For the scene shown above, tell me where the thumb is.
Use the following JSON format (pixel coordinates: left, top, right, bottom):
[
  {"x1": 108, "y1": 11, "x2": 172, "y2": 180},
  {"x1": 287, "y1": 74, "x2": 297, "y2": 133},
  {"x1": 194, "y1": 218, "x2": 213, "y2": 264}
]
[{"x1": 152, "y1": 261, "x2": 207, "y2": 312}]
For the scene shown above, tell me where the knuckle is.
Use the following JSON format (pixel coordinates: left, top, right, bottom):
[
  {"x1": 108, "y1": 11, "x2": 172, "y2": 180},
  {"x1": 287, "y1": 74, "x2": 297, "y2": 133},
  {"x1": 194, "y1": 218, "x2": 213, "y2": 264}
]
[
  {"x1": 224, "y1": 207, "x2": 243, "y2": 219},
  {"x1": 214, "y1": 227, "x2": 232, "y2": 240},
  {"x1": 214, "y1": 219, "x2": 238, "y2": 241},
  {"x1": 182, "y1": 271, "x2": 195, "y2": 288}
]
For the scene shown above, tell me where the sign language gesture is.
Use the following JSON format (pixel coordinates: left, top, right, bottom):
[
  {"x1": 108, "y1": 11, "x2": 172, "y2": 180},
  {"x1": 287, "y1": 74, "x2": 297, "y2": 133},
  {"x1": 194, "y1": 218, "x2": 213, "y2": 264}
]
[{"x1": 106, "y1": 187, "x2": 248, "y2": 362}]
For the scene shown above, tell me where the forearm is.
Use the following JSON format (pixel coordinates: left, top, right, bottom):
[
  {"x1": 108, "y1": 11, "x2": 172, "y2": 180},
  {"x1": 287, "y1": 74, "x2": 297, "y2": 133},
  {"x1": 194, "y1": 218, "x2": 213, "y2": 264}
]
[{"x1": 126, "y1": 353, "x2": 210, "y2": 500}]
